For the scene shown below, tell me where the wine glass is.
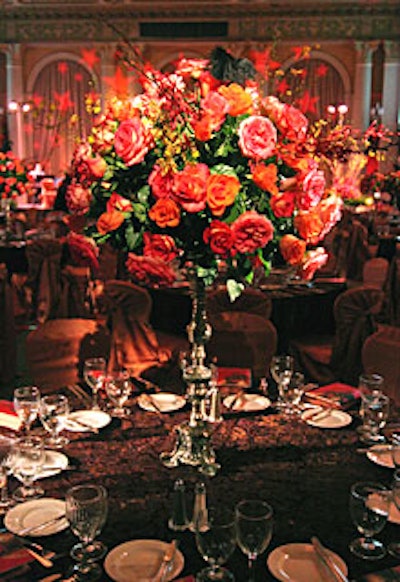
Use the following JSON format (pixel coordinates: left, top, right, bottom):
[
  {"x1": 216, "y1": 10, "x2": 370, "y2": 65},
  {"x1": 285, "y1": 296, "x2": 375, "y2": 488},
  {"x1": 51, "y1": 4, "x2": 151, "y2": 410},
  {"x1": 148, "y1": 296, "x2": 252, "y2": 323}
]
[
  {"x1": 358, "y1": 389, "x2": 390, "y2": 444},
  {"x1": 235, "y1": 500, "x2": 274, "y2": 581},
  {"x1": 281, "y1": 371, "x2": 305, "y2": 415},
  {"x1": 13, "y1": 385, "x2": 41, "y2": 435},
  {"x1": 349, "y1": 481, "x2": 390, "y2": 560},
  {"x1": 83, "y1": 358, "x2": 107, "y2": 410},
  {"x1": 39, "y1": 394, "x2": 70, "y2": 448},
  {"x1": 270, "y1": 355, "x2": 294, "y2": 410},
  {"x1": 66, "y1": 483, "x2": 108, "y2": 582},
  {"x1": 105, "y1": 370, "x2": 133, "y2": 417},
  {"x1": 388, "y1": 469, "x2": 400, "y2": 557},
  {"x1": 0, "y1": 436, "x2": 15, "y2": 513},
  {"x1": 195, "y1": 506, "x2": 236, "y2": 581},
  {"x1": 11, "y1": 436, "x2": 45, "y2": 502}
]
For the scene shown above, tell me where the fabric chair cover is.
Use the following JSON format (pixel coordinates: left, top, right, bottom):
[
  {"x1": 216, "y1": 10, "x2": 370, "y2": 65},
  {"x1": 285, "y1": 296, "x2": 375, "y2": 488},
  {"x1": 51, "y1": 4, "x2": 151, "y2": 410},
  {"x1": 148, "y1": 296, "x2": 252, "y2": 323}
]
[
  {"x1": 25, "y1": 239, "x2": 63, "y2": 323},
  {"x1": 206, "y1": 288, "x2": 277, "y2": 380},
  {"x1": 0, "y1": 264, "x2": 16, "y2": 394},
  {"x1": 330, "y1": 215, "x2": 371, "y2": 280},
  {"x1": 362, "y1": 257, "x2": 389, "y2": 289},
  {"x1": 103, "y1": 280, "x2": 187, "y2": 377},
  {"x1": 57, "y1": 265, "x2": 92, "y2": 318},
  {"x1": 290, "y1": 286, "x2": 384, "y2": 386},
  {"x1": 383, "y1": 257, "x2": 400, "y2": 326},
  {"x1": 26, "y1": 318, "x2": 110, "y2": 393},
  {"x1": 362, "y1": 324, "x2": 400, "y2": 404}
]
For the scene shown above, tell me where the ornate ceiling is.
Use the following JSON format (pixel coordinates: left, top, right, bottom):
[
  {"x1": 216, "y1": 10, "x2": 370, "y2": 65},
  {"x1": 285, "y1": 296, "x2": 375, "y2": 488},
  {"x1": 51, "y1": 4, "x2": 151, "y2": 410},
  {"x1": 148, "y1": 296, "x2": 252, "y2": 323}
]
[{"x1": 0, "y1": 1, "x2": 399, "y2": 43}]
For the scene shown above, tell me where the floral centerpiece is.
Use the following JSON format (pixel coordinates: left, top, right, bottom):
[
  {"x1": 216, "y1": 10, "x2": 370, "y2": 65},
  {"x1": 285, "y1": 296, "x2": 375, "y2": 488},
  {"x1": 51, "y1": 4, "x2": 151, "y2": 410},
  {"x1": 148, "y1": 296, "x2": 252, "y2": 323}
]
[
  {"x1": 0, "y1": 151, "x2": 34, "y2": 206},
  {"x1": 66, "y1": 49, "x2": 343, "y2": 296}
]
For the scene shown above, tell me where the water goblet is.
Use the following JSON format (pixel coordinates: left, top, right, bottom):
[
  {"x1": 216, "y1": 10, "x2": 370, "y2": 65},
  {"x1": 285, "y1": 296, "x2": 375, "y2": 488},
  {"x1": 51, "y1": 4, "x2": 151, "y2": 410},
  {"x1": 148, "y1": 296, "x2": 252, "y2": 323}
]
[
  {"x1": 270, "y1": 355, "x2": 294, "y2": 410},
  {"x1": 358, "y1": 389, "x2": 390, "y2": 445},
  {"x1": 235, "y1": 499, "x2": 274, "y2": 581},
  {"x1": 0, "y1": 435, "x2": 15, "y2": 513},
  {"x1": 83, "y1": 358, "x2": 107, "y2": 410},
  {"x1": 66, "y1": 483, "x2": 108, "y2": 582},
  {"x1": 349, "y1": 481, "x2": 390, "y2": 560},
  {"x1": 105, "y1": 370, "x2": 133, "y2": 417},
  {"x1": 39, "y1": 394, "x2": 70, "y2": 448},
  {"x1": 195, "y1": 506, "x2": 236, "y2": 582},
  {"x1": 281, "y1": 371, "x2": 305, "y2": 415},
  {"x1": 11, "y1": 436, "x2": 45, "y2": 502},
  {"x1": 13, "y1": 385, "x2": 41, "y2": 436},
  {"x1": 388, "y1": 469, "x2": 400, "y2": 557}
]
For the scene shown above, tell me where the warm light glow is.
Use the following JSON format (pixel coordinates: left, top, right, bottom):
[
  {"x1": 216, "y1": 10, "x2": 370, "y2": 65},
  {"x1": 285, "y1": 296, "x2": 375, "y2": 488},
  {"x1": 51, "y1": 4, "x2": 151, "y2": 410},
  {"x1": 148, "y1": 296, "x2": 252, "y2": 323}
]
[
  {"x1": 327, "y1": 105, "x2": 336, "y2": 115},
  {"x1": 8, "y1": 101, "x2": 18, "y2": 112},
  {"x1": 21, "y1": 103, "x2": 31, "y2": 113},
  {"x1": 337, "y1": 104, "x2": 348, "y2": 115}
]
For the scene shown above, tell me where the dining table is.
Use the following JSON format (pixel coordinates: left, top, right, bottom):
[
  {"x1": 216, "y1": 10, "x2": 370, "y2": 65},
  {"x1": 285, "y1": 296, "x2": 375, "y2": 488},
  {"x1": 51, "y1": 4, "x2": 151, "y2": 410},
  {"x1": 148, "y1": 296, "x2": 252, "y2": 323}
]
[{"x1": 1, "y1": 381, "x2": 400, "y2": 582}]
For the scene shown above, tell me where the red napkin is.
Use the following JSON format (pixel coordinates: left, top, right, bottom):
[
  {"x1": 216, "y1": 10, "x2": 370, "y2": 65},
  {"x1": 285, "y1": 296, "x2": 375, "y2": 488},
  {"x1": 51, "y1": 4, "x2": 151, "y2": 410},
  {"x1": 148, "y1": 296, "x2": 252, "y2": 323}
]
[
  {"x1": 0, "y1": 401, "x2": 21, "y2": 431},
  {"x1": 217, "y1": 367, "x2": 252, "y2": 388},
  {"x1": 0, "y1": 536, "x2": 34, "y2": 576},
  {"x1": 175, "y1": 577, "x2": 195, "y2": 582},
  {"x1": 304, "y1": 382, "x2": 361, "y2": 410}
]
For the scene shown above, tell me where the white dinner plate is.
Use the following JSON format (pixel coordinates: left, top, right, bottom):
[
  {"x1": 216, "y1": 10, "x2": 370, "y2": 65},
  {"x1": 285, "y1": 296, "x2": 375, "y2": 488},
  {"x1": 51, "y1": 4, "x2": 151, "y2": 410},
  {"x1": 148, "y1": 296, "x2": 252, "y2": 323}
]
[
  {"x1": 5, "y1": 498, "x2": 68, "y2": 537},
  {"x1": 64, "y1": 410, "x2": 111, "y2": 432},
  {"x1": 223, "y1": 393, "x2": 271, "y2": 412},
  {"x1": 366, "y1": 445, "x2": 394, "y2": 469},
  {"x1": 36, "y1": 450, "x2": 69, "y2": 479},
  {"x1": 301, "y1": 407, "x2": 352, "y2": 429},
  {"x1": 104, "y1": 539, "x2": 184, "y2": 582},
  {"x1": 137, "y1": 393, "x2": 186, "y2": 413},
  {"x1": 267, "y1": 543, "x2": 348, "y2": 582}
]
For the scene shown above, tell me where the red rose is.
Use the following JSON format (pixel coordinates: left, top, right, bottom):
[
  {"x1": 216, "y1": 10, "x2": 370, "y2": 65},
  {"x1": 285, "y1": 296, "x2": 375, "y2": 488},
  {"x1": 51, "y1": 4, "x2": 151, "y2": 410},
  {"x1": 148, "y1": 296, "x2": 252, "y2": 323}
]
[
  {"x1": 66, "y1": 232, "x2": 99, "y2": 273},
  {"x1": 114, "y1": 118, "x2": 153, "y2": 166},
  {"x1": 279, "y1": 234, "x2": 306, "y2": 265},
  {"x1": 143, "y1": 232, "x2": 179, "y2": 263},
  {"x1": 297, "y1": 247, "x2": 328, "y2": 281},
  {"x1": 297, "y1": 168, "x2": 326, "y2": 210},
  {"x1": 203, "y1": 221, "x2": 235, "y2": 256},
  {"x1": 106, "y1": 193, "x2": 133, "y2": 213},
  {"x1": 66, "y1": 182, "x2": 92, "y2": 215},
  {"x1": 238, "y1": 115, "x2": 277, "y2": 160},
  {"x1": 173, "y1": 163, "x2": 209, "y2": 212},
  {"x1": 149, "y1": 165, "x2": 175, "y2": 199},
  {"x1": 270, "y1": 191, "x2": 295, "y2": 218},
  {"x1": 126, "y1": 254, "x2": 177, "y2": 288},
  {"x1": 232, "y1": 211, "x2": 274, "y2": 254},
  {"x1": 206, "y1": 174, "x2": 240, "y2": 216},
  {"x1": 294, "y1": 210, "x2": 324, "y2": 245},
  {"x1": 201, "y1": 91, "x2": 229, "y2": 132}
]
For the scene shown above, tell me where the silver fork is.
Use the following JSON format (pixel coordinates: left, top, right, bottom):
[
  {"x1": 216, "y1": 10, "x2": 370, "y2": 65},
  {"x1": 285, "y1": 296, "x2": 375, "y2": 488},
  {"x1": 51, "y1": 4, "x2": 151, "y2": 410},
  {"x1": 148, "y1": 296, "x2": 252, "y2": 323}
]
[{"x1": 153, "y1": 540, "x2": 177, "y2": 582}]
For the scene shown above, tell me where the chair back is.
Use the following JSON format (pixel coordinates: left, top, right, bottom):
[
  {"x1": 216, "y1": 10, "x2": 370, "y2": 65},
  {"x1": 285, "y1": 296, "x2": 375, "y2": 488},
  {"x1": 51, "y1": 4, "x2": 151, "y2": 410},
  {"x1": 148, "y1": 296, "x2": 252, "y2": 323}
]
[
  {"x1": 362, "y1": 324, "x2": 400, "y2": 404},
  {"x1": 383, "y1": 257, "x2": 400, "y2": 326},
  {"x1": 362, "y1": 257, "x2": 389, "y2": 289},
  {"x1": 57, "y1": 265, "x2": 93, "y2": 318},
  {"x1": 0, "y1": 264, "x2": 16, "y2": 392},
  {"x1": 26, "y1": 239, "x2": 63, "y2": 323}
]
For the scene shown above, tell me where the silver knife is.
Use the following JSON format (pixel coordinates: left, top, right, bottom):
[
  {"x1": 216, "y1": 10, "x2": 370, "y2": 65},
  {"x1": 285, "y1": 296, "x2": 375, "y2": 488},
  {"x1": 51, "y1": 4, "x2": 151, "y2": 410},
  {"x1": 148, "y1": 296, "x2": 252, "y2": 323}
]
[
  {"x1": 311, "y1": 537, "x2": 349, "y2": 582},
  {"x1": 18, "y1": 513, "x2": 67, "y2": 536}
]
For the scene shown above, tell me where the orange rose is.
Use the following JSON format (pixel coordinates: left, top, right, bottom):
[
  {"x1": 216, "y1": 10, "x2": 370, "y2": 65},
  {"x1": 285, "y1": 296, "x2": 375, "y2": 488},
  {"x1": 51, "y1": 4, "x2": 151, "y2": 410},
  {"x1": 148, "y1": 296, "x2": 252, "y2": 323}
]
[
  {"x1": 218, "y1": 83, "x2": 253, "y2": 116},
  {"x1": 149, "y1": 198, "x2": 180, "y2": 228},
  {"x1": 193, "y1": 115, "x2": 213, "y2": 142},
  {"x1": 206, "y1": 174, "x2": 240, "y2": 216},
  {"x1": 251, "y1": 163, "x2": 278, "y2": 195},
  {"x1": 106, "y1": 192, "x2": 133, "y2": 213},
  {"x1": 270, "y1": 191, "x2": 295, "y2": 218},
  {"x1": 173, "y1": 163, "x2": 209, "y2": 213},
  {"x1": 96, "y1": 210, "x2": 125, "y2": 234},
  {"x1": 294, "y1": 210, "x2": 324, "y2": 244},
  {"x1": 280, "y1": 234, "x2": 306, "y2": 265}
]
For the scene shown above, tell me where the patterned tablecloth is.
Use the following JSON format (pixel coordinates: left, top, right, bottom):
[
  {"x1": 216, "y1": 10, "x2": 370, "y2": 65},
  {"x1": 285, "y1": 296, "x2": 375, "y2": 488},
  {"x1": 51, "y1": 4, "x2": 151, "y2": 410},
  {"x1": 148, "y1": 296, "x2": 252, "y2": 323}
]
[{"x1": 1, "y1": 389, "x2": 399, "y2": 581}]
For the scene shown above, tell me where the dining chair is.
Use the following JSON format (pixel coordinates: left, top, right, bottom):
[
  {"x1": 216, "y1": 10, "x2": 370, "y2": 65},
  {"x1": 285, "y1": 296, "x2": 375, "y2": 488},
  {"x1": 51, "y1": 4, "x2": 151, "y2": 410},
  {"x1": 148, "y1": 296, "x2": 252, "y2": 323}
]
[
  {"x1": 290, "y1": 286, "x2": 385, "y2": 386},
  {"x1": 206, "y1": 287, "x2": 278, "y2": 382},
  {"x1": 383, "y1": 257, "x2": 400, "y2": 326},
  {"x1": 362, "y1": 257, "x2": 390, "y2": 290},
  {"x1": 362, "y1": 324, "x2": 400, "y2": 404},
  {"x1": 0, "y1": 263, "x2": 16, "y2": 395}
]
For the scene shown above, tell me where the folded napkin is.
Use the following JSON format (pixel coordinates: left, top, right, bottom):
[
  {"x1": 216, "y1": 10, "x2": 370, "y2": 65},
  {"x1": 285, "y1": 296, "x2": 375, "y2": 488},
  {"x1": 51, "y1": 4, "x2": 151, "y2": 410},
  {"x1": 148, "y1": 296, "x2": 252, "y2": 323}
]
[
  {"x1": 217, "y1": 367, "x2": 252, "y2": 388},
  {"x1": 0, "y1": 400, "x2": 22, "y2": 431},
  {"x1": 0, "y1": 533, "x2": 34, "y2": 576},
  {"x1": 304, "y1": 382, "x2": 361, "y2": 410}
]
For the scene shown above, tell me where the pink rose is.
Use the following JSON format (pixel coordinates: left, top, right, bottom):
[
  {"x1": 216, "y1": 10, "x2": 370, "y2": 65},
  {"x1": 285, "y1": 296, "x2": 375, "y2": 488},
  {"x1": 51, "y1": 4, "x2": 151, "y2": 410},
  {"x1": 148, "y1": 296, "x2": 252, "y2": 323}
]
[
  {"x1": 297, "y1": 247, "x2": 328, "y2": 281},
  {"x1": 232, "y1": 211, "x2": 274, "y2": 254},
  {"x1": 173, "y1": 163, "x2": 209, "y2": 212},
  {"x1": 126, "y1": 254, "x2": 177, "y2": 288},
  {"x1": 149, "y1": 165, "x2": 175, "y2": 199},
  {"x1": 114, "y1": 118, "x2": 153, "y2": 166},
  {"x1": 238, "y1": 115, "x2": 277, "y2": 160},
  {"x1": 66, "y1": 182, "x2": 92, "y2": 215},
  {"x1": 297, "y1": 168, "x2": 326, "y2": 210}
]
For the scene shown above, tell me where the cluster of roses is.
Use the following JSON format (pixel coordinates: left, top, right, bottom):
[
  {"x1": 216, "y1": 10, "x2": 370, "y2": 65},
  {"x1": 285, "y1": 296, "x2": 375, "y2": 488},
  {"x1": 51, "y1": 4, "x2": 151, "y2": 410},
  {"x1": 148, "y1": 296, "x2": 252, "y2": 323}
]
[
  {"x1": 0, "y1": 151, "x2": 34, "y2": 203},
  {"x1": 66, "y1": 56, "x2": 342, "y2": 288}
]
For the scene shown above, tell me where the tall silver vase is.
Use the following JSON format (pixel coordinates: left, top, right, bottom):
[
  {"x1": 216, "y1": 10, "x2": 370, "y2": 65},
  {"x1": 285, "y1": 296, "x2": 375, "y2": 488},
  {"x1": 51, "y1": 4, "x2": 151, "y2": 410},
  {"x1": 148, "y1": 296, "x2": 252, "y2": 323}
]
[{"x1": 160, "y1": 269, "x2": 221, "y2": 477}]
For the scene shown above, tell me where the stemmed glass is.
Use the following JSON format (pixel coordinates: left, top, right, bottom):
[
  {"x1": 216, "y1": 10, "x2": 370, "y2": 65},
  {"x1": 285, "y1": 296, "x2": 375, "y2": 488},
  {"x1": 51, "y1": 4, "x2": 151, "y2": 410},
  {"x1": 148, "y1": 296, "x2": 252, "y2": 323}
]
[
  {"x1": 13, "y1": 385, "x2": 41, "y2": 436},
  {"x1": 349, "y1": 481, "x2": 390, "y2": 560},
  {"x1": 388, "y1": 469, "x2": 400, "y2": 557},
  {"x1": 270, "y1": 355, "x2": 294, "y2": 411},
  {"x1": 83, "y1": 358, "x2": 107, "y2": 410},
  {"x1": 105, "y1": 370, "x2": 133, "y2": 418},
  {"x1": 281, "y1": 372, "x2": 305, "y2": 415},
  {"x1": 0, "y1": 436, "x2": 15, "y2": 513},
  {"x1": 66, "y1": 483, "x2": 108, "y2": 582},
  {"x1": 39, "y1": 394, "x2": 70, "y2": 448},
  {"x1": 235, "y1": 500, "x2": 274, "y2": 581},
  {"x1": 11, "y1": 436, "x2": 46, "y2": 502},
  {"x1": 358, "y1": 389, "x2": 390, "y2": 444},
  {"x1": 195, "y1": 506, "x2": 236, "y2": 581}
]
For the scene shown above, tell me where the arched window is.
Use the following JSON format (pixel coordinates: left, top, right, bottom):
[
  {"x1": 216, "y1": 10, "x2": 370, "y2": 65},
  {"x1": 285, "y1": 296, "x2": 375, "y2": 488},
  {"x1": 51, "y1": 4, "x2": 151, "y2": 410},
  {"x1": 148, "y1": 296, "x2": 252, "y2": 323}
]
[{"x1": 26, "y1": 56, "x2": 97, "y2": 175}]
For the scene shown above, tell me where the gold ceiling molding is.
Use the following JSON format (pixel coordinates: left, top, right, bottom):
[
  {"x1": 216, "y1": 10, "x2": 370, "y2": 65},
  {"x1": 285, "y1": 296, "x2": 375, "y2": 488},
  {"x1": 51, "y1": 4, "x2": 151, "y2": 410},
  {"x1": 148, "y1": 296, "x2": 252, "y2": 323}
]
[{"x1": 0, "y1": 2, "x2": 399, "y2": 43}]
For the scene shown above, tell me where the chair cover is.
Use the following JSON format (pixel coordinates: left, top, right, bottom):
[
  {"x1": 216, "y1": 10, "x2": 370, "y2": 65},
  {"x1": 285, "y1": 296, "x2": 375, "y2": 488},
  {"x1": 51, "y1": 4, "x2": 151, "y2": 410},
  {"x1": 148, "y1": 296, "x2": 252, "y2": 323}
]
[
  {"x1": 57, "y1": 265, "x2": 92, "y2": 318},
  {"x1": 362, "y1": 257, "x2": 389, "y2": 289},
  {"x1": 362, "y1": 324, "x2": 400, "y2": 404},
  {"x1": 206, "y1": 288, "x2": 277, "y2": 380},
  {"x1": 0, "y1": 264, "x2": 16, "y2": 394},
  {"x1": 383, "y1": 257, "x2": 400, "y2": 326},
  {"x1": 103, "y1": 280, "x2": 187, "y2": 377},
  {"x1": 331, "y1": 215, "x2": 371, "y2": 281}
]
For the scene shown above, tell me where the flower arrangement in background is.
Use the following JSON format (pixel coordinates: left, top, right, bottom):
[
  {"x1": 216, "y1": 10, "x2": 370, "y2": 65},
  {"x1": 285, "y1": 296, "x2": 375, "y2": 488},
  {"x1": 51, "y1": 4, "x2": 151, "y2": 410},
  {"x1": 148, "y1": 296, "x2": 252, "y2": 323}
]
[
  {"x1": 66, "y1": 48, "x2": 343, "y2": 292},
  {"x1": 0, "y1": 151, "x2": 34, "y2": 205}
]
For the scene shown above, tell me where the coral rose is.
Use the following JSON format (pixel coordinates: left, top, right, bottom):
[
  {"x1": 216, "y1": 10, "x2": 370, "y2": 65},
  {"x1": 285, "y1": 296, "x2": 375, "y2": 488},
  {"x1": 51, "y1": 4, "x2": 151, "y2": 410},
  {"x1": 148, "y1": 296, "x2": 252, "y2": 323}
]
[
  {"x1": 238, "y1": 116, "x2": 277, "y2": 160},
  {"x1": 218, "y1": 83, "x2": 253, "y2": 116},
  {"x1": 294, "y1": 210, "x2": 324, "y2": 245},
  {"x1": 201, "y1": 91, "x2": 229, "y2": 132},
  {"x1": 149, "y1": 165, "x2": 175, "y2": 199},
  {"x1": 251, "y1": 163, "x2": 278, "y2": 195},
  {"x1": 232, "y1": 211, "x2": 274, "y2": 254},
  {"x1": 114, "y1": 118, "x2": 153, "y2": 166},
  {"x1": 203, "y1": 221, "x2": 235, "y2": 256},
  {"x1": 85, "y1": 155, "x2": 107, "y2": 180},
  {"x1": 97, "y1": 210, "x2": 125, "y2": 234},
  {"x1": 206, "y1": 174, "x2": 240, "y2": 216},
  {"x1": 193, "y1": 115, "x2": 213, "y2": 142},
  {"x1": 173, "y1": 163, "x2": 209, "y2": 213},
  {"x1": 280, "y1": 234, "x2": 306, "y2": 265},
  {"x1": 106, "y1": 192, "x2": 133, "y2": 213},
  {"x1": 66, "y1": 232, "x2": 99, "y2": 273},
  {"x1": 66, "y1": 183, "x2": 92, "y2": 215},
  {"x1": 270, "y1": 191, "x2": 295, "y2": 218},
  {"x1": 126, "y1": 254, "x2": 176, "y2": 288},
  {"x1": 148, "y1": 198, "x2": 180, "y2": 228},
  {"x1": 143, "y1": 232, "x2": 179, "y2": 263},
  {"x1": 298, "y1": 247, "x2": 328, "y2": 281}
]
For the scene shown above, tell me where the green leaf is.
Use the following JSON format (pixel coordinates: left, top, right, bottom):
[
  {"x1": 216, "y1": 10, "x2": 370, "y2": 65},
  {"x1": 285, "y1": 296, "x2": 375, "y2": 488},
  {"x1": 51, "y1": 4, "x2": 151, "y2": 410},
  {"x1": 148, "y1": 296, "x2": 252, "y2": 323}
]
[
  {"x1": 125, "y1": 224, "x2": 141, "y2": 251},
  {"x1": 226, "y1": 279, "x2": 245, "y2": 302},
  {"x1": 210, "y1": 164, "x2": 238, "y2": 178}
]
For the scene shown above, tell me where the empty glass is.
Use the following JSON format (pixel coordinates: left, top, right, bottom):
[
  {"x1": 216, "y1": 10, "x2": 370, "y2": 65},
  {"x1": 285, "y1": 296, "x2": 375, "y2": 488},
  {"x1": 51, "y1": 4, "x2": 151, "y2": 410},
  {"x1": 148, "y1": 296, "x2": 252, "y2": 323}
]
[
  {"x1": 66, "y1": 484, "x2": 108, "y2": 581},
  {"x1": 270, "y1": 355, "x2": 294, "y2": 411},
  {"x1": 358, "y1": 389, "x2": 390, "y2": 444},
  {"x1": 388, "y1": 469, "x2": 400, "y2": 557},
  {"x1": 83, "y1": 358, "x2": 107, "y2": 410},
  {"x1": 195, "y1": 506, "x2": 236, "y2": 581},
  {"x1": 0, "y1": 435, "x2": 14, "y2": 513},
  {"x1": 235, "y1": 500, "x2": 273, "y2": 581},
  {"x1": 349, "y1": 481, "x2": 390, "y2": 560},
  {"x1": 281, "y1": 371, "x2": 305, "y2": 415},
  {"x1": 11, "y1": 436, "x2": 45, "y2": 502},
  {"x1": 39, "y1": 394, "x2": 70, "y2": 448},
  {"x1": 13, "y1": 385, "x2": 41, "y2": 435},
  {"x1": 105, "y1": 370, "x2": 133, "y2": 417}
]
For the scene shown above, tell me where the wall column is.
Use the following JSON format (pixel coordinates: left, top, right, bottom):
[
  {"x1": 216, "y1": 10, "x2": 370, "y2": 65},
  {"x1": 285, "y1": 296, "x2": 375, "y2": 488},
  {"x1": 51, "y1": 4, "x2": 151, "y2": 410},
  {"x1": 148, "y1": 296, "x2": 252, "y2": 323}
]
[
  {"x1": 352, "y1": 41, "x2": 375, "y2": 131},
  {"x1": 6, "y1": 44, "x2": 25, "y2": 159},
  {"x1": 382, "y1": 41, "x2": 400, "y2": 132}
]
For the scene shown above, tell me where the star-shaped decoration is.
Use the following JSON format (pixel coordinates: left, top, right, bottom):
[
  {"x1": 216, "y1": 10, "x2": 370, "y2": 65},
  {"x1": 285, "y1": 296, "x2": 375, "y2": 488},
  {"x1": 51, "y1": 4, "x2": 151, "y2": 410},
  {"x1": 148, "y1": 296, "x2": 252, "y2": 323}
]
[
  {"x1": 31, "y1": 93, "x2": 44, "y2": 109},
  {"x1": 275, "y1": 78, "x2": 290, "y2": 95},
  {"x1": 53, "y1": 91, "x2": 74, "y2": 112},
  {"x1": 103, "y1": 66, "x2": 129, "y2": 99},
  {"x1": 316, "y1": 63, "x2": 329, "y2": 77},
  {"x1": 292, "y1": 45, "x2": 312, "y2": 61},
  {"x1": 58, "y1": 62, "x2": 68, "y2": 74},
  {"x1": 81, "y1": 49, "x2": 99, "y2": 69},
  {"x1": 297, "y1": 91, "x2": 319, "y2": 114}
]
